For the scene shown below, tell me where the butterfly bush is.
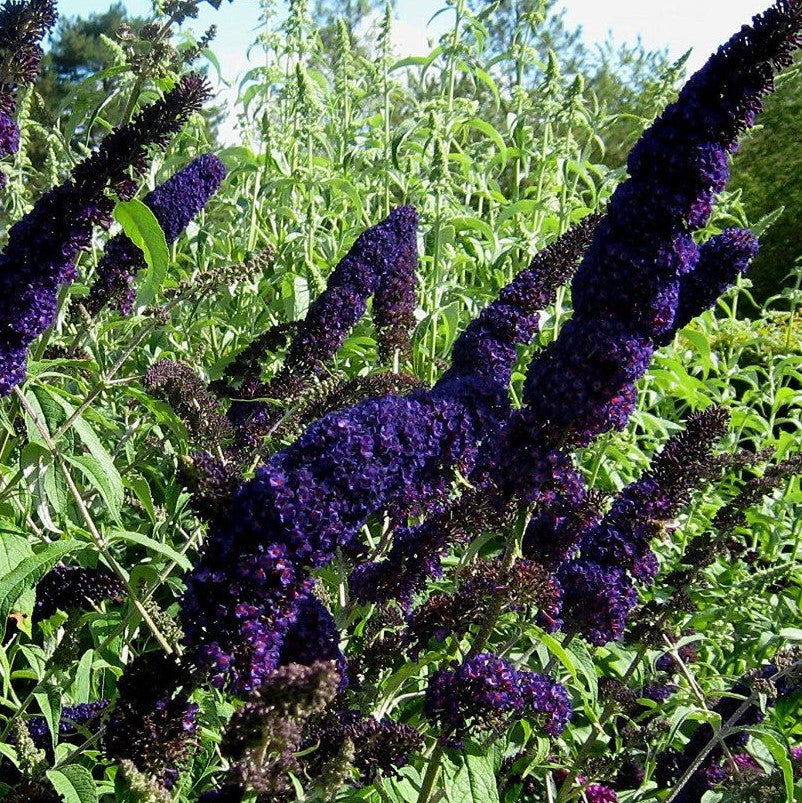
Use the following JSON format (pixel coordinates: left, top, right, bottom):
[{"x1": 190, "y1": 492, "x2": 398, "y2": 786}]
[
  {"x1": 348, "y1": 218, "x2": 600, "y2": 604},
  {"x1": 181, "y1": 216, "x2": 598, "y2": 691},
  {"x1": 353, "y1": 0, "x2": 801, "y2": 644},
  {"x1": 16, "y1": 1, "x2": 801, "y2": 800},
  {"x1": 175, "y1": 0, "x2": 802, "y2": 754}
]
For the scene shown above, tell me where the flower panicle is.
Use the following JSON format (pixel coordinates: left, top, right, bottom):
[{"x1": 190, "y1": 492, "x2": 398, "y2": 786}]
[
  {"x1": 33, "y1": 565, "x2": 125, "y2": 623},
  {"x1": 303, "y1": 709, "x2": 422, "y2": 783},
  {"x1": 104, "y1": 652, "x2": 199, "y2": 792},
  {"x1": 144, "y1": 359, "x2": 232, "y2": 446},
  {"x1": 348, "y1": 490, "x2": 516, "y2": 607},
  {"x1": 520, "y1": 1, "x2": 802, "y2": 448},
  {"x1": 228, "y1": 206, "x2": 419, "y2": 443},
  {"x1": 180, "y1": 450, "x2": 241, "y2": 527},
  {"x1": 437, "y1": 213, "x2": 602, "y2": 419},
  {"x1": 557, "y1": 407, "x2": 729, "y2": 645},
  {"x1": 406, "y1": 559, "x2": 562, "y2": 653},
  {"x1": 72, "y1": 73, "x2": 211, "y2": 197},
  {"x1": 713, "y1": 450, "x2": 802, "y2": 533},
  {"x1": 85, "y1": 153, "x2": 227, "y2": 315},
  {"x1": 424, "y1": 653, "x2": 571, "y2": 743},
  {"x1": 219, "y1": 660, "x2": 340, "y2": 797}
]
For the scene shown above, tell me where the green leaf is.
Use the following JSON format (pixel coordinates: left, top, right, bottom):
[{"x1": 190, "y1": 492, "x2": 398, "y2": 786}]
[
  {"x1": 442, "y1": 748, "x2": 499, "y2": 803},
  {"x1": 113, "y1": 198, "x2": 170, "y2": 308},
  {"x1": 0, "y1": 532, "x2": 35, "y2": 634},
  {"x1": 126, "y1": 475, "x2": 156, "y2": 525},
  {"x1": 34, "y1": 684, "x2": 62, "y2": 753},
  {"x1": 64, "y1": 454, "x2": 123, "y2": 522},
  {"x1": 381, "y1": 766, "x2": 423, "y2": 803},
  {"x1": 460, "y1": 118, "x2": 507, "y2": 155},
  {"x1": 46, "y1": 764, "x2": 98, "y2": 803},
  {"x1": 567, "y1": 639, "x2": 599, "y2": 713},
  {"x1": 71, "y1": 649, "x2": 94, "y2": 703},
  {"x1": 109, "y1": 529, "x2": 192, "y2": 571},
  {"x1": 749, "y1": 726, "x2": 794, "y2": 801},
  {"x1": 38, "y1": 392, "x2": 124, "y2": 524},
  {"x1": 750, "y1": 205, "x2": 785, "y2": 237},
  {"x1": 0, "y1": 540, "x2": 85, "y2": 641},
  {"x1": 293, "y1": 275, "x2": 310, "y2": 319},
  {"x1": 536, "y1": 629, "x2": 577, "y2": 680}
]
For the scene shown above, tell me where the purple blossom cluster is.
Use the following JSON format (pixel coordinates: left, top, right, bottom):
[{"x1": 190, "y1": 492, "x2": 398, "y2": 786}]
[
  {"x1": 104, "y1": 652, "x2": 199, "y2": 791},
  {"x1": 349, "y1": 215, "x2": 599, "y2": 605},
  {"x1": 33, "y1": 564, "x2": 125, "y2": 622},
  {"x1": 183, "y1": 389, "x2": 481, "y2": 690},
  {"x1": 0, "y1": 0, "x2": 56, "y2": 179},
  {"x1": 405, "y1": 559, "x2": 562, "y2": 654},
  {"x1": 25, "y1": 701, "x2": 108, "y2": 752},
  {"x1": 218, "y1": 660, "x2": 340, "y2": 799},
  {"x1": 347, "y1": 220, "x2": 598, "y2": 605},
  {"x1": 187, "y1": 235, "x2": 594, "y2": 686},
  {"x1": 0, "y1": 74, "x2": 209, "y2": 395},
  {"x1": 181, "y1": 450, "x2": 241, "y2": 527},
  {"x1": 228, "y1": 206, "x2": 419, "y2": 439},
  {"x1": 84, "y1": 153, "x2": 227, "y2": 315},
  {"x1": 124, "y1": 3, "x2": 802, "y2": 797},
  {"x1": 183, "y1": 4, "x2": 797, "y2": 685},
  {"x1": 304, "y1": 709, "x2": 423, "y2": 782},
  {"x1": 556, "y1": 407, "x2": 728, "y2": 644},
  {"x1": 521, "y1": 486, "x2": 602, "y2": 573},
  {"x1": 278, "y1": 594, "x2": 347, "y2": 684},
  {"x1": 434, "y1": 216, "x2": 600, "y2": 430},
  {"x1": 424, "y1": 653, "x2": 571, "y2": 741},
  {"x1": 285, "y1": 205, "x2": 418, "y2": 377},
  {"x1": 144, "y1": 358, "x2": 232, "y2": 446},
  {"x1": 582, "y1": 785, "x2": 619, "y2": 803},
  {"x1": 505, "y1": 0, "x2": 802, "y2": 454},
  {"x1": 373, "y1": 209, "x2": 419, "y2": 362}
]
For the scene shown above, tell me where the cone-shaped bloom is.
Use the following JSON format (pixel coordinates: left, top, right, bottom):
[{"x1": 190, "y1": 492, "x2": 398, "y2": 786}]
[
  {"x1": 229, "y1": 206, "x2": 419, "y2": 441},
  {"x1": 519, "y1": 0, "x2": 800, "y2": 449},
  {"x1": 557, "y1": 407, "x2": 728, "y2": 644},
  {"x1": 85, "y1": 154, "x2": 227, "y2": 315}
]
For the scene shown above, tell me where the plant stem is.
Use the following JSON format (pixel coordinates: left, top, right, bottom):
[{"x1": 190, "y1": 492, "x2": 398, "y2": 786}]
[
  {"x1": 466, "y1": 519, "x2": 522, "y2": 658},
  {"x1": 13, "y1": 387, "x2": 173, "y2": 654},
  {"x1": 417, "y1": 742, "x2": 445, "y2": 803}
]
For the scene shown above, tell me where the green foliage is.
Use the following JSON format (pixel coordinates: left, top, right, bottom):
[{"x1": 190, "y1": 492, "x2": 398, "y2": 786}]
[{"x1": 730, "y1": 60, "x2": 802, "y2": 301}]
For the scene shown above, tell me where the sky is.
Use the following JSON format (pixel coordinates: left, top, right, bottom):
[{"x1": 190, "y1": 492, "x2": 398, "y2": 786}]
[{"x1": 55, "y1": 0, "x2": 773, "y2": 140}]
